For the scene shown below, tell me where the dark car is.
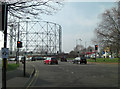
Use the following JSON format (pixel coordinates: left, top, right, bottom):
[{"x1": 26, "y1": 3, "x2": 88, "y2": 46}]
[
  {"x1": 80, "y1": 56, "x2": 87, "y2": 64},
  {"x1": 34, "y1": 57, "x2": 45, "y2": 60},
  {"x1": 31, "y1": 57, "x2": 45, "y2": 61},
  {"x1": 44, "y1": 57, "x2": 58, "y2": 64},
  {"x1": 31, "y1": 57, "x2": 36, "y2": 61},
  {"x1": 72, "y1": 56, "x2": 87, "y2": 64},
  {"x1": 60, "y1": 56, "x2": 67, "y2": 62}
]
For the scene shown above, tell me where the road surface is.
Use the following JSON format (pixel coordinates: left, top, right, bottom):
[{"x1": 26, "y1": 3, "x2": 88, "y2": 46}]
[{"x1": 28, "y1": 60, "x2": 118, "y2": 88}]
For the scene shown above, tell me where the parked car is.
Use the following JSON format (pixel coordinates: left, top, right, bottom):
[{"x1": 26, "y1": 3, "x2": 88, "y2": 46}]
[
  {"x1": 20, "y1": 56, "x2": 26, "y2": 62},
  {"x1": 60, "y1": 56, "x2": 67, "y2": 62},
  {"x1": 31, "y1": 57, "x2": 45, "y2": 61},
  {"x1": 44, "y1": 57, "x2": 58, "y2": 64},
  {"x1": 72, "y1": 56, "x2": 87, "y2": 64},
  {"x1": 35, "y1": 57, "x2": 45, "y2": 60},
  {"x1": 31, "y1": 57, "x2": 36, "y2": 61}
]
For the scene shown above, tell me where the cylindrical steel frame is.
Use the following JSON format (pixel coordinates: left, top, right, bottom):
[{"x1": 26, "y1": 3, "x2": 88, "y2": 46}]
[{"x1": 8, "y1": 21, "x2": 62, "y2": 56}]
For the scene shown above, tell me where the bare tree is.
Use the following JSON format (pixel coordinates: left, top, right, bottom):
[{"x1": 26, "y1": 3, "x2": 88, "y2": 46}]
[
  {"x1": 74, "y1": 44, "x2": 84, "y2": 52},
  {"x1": 0, "y1": 0, "x2": 64, "y2": 21},
  {"x1": 95, "y1": 2, "x2": 120, "y2": 57}
]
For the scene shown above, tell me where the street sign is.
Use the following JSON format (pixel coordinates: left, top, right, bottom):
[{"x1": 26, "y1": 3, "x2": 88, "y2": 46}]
[
  {"x1": 1, "y1": 48, "x2": 9, "y2": 58},
  {"x1": 103, "y1": 51, "x2": 105, "y2": 54}
]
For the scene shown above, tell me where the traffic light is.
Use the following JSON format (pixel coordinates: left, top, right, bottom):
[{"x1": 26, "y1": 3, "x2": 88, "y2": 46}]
[
  {"x1": 95, "y1": 45, "x2": 98, "y2": 50},
  {"x1": 17, "y1": 41, "x2": 22, "y2": 48},
  {"x1": 0, "y1": 3, "x2": 7, "y2": 31}
]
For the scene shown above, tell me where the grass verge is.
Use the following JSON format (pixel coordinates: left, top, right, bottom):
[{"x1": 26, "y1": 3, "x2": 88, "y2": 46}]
[
  {"x1": 7, "y1": 63, "x2": 19, "y2": 71},
  {"x1": 67, "y1": 58, "x2": 119, "y2": 63},
  {"x1": 87, "y1": 58, "x2": 119, "y2": 63}
]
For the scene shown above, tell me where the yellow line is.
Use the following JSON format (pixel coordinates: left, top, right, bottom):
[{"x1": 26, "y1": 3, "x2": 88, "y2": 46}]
[
  {"x1": 31, "y1": 62, "x2": 40, "y2": 86},
  {"x1": 26, "y1": 64, "x2": 36, "y2": 89},
  {"x1": 26, "y1": 62, "x2": 39, "y2": 89},
  {"x1": 32, "y1": 69, "x2": 39, "y2": 86}
]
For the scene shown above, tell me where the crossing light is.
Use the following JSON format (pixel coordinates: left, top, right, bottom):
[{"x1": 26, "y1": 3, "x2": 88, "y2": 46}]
[
  {"x1": 17, "y1": 41, "x2": 22, "y2": 48},
  {"x1": 95, "y1": 45, "x2": 98, "y2": 50}
]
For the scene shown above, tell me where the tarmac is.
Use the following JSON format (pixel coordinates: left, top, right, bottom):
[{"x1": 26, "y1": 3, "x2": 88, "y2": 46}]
[
  {"x1": 1, "y1": 60, "x2": 118, "y2": 89},
  {"x1": 6, "y1": 61, "x2": 35, "y2": 89}
]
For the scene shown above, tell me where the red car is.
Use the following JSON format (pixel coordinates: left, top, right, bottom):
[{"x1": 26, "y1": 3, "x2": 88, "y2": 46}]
[{"x1": 44, "y1": 57, "x2": 58, "y2": 64}]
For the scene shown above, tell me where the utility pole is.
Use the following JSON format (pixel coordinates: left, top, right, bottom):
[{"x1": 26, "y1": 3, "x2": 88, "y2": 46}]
[
  {"x1": 118, "y1": 1, "x2": 120, "y2": 58},
  {"x1": 2, "y1": 3, "x2": 8, "y2": 89}
]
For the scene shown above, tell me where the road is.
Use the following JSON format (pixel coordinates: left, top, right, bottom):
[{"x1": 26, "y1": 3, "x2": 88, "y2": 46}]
[{"x1": 28, "y1": 60, "x2": 118, "y2": 88}]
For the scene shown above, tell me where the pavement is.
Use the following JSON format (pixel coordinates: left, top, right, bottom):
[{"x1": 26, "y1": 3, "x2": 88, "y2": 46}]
[
  {"x1": 0, "y1": 60, "x2": 2, "y2": 89},
  {"x1": 6, "y1": 61, "x2": 35, "y2": 89}
]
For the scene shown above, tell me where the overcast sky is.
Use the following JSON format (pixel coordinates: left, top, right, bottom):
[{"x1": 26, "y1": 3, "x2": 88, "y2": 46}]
[
  {"x1": 0, "y1": 0, "x2": 117, "y2": 53},
  {"x1": 40, "y1": 1, "x2": 116, "y2": 53}
]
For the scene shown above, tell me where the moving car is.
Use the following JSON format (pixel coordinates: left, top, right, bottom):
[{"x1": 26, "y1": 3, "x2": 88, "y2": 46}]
[
  {"x1": 44, "y1": 57, "x2": 58, "y2": 64},
  {"x1": 80, "y1": 56, "x2": 87, "y2": 64},
  {"x1": 31, "y1": 56, "x2": 45, "y2": 61},
  {"x1": 72, "y1": 56, "x2": 87, "y2": 64},
  {"x1": 60, "y1": 56, "x2": 67, "y2": 62},
  {"x1": 72, "y1": 57, "x2": 80, "y2": 64}
]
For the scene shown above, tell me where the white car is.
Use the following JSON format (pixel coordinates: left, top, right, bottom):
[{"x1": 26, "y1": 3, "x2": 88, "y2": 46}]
[
  {"x1": 8, "y1": 58, "x2": 16, "y2": 61},
  {"x1": 72, "y1": 56, "x2": 87, "y2": 64},
  {"x1": 72, "y1": 57, "x2": 81, "y2": 64}
]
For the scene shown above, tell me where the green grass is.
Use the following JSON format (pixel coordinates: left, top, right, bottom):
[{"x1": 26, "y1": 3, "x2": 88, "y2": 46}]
[
  {"x1": 7, "y1": 63, "x2": 19, "y2": 71},
  {"x1": 66, "y1": 57, "x2": 119, "y2": 63},
  {"x1": 67, "y1": 58, "x2": 74, "y2": 60},
  {"x1": 87, "y1": 58, "x2": 119, "y2": 63}
]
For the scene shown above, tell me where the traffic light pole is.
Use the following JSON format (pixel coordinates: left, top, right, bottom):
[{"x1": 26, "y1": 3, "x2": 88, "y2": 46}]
[
  {"x1": 95, "y1": 51, "x2": 96, "y2": 62},
  {"x1": 23, "y1": 56, "x2": 26, "y2": 77},
  {"x1": 95, "y1": 45, "x2": 98, "y2": 62},
  {"x1": 2, "y1": 3, "x2": 8, "y2": 89},
  {"x1": 16, "y1": 22, "x2": 20, "y2": 64}
]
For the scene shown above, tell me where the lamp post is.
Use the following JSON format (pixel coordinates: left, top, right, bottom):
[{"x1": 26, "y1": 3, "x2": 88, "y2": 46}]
[{"x1": 78, "y1": 38, "x2": 82, "y2": 56}]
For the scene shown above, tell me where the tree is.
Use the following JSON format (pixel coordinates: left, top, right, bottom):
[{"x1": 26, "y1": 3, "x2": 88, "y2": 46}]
[
  {"x1": 95, "y1": 3, "x2": 120, "y2": 57},
  {"x1": 74, "y1": 44, "x2": 84, "y2": 52},
  {"x1": 87, "y1": 46, "x2": 94, "y2": 52},
  {"x1": 1, "y1": 0, "x2": 64, "y2": 21}
]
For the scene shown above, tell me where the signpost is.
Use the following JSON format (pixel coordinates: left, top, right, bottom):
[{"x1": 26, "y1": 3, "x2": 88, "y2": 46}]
[{"x1": 1, "y1": 3, "x2": 8, "y2": 89}]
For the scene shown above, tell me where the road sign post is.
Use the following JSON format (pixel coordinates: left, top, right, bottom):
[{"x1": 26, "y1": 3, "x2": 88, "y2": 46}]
[
  {"x1": 23, "y1": 56, "x2": 26, "y2": 77},
  {"x1": 1, "y1": 3, "x2": 8, "y2": 89}
]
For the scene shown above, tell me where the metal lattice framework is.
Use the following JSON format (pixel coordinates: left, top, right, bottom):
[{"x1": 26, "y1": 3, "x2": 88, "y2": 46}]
[{"x1": 8, "y1": 21, "x2": 62, "y2": 55}]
